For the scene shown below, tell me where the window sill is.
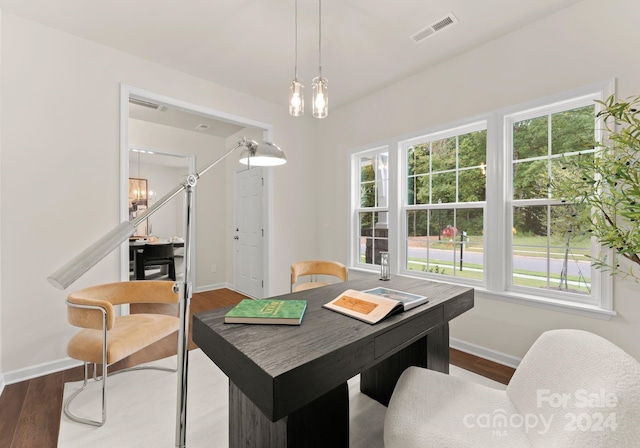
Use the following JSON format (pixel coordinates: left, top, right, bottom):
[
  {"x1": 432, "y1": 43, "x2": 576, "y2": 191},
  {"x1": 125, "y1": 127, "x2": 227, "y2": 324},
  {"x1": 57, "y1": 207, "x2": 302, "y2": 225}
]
[
  {"x1": 475, "y1": 289, "x2": 616, "y2": 321},
  {"x1": 348, "y1": 268, "x2": 616, "y2": 320},
  {"x1": 349, "y1": 266, "x2": 618, "y2": 320}
]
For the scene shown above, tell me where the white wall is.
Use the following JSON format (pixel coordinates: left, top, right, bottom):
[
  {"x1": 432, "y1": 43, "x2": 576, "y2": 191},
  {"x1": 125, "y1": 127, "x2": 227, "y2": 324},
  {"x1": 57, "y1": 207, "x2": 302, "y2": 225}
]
[
  {"x1": 7, "y1": 0, "x2": 635, "y2": 383},
  {"x1": 317, "y1": 0, "x2": 640, "y2": 361},
  {"x1": 0, "y1": 12, "x2": 317, "y2": 377},
  {"x1": 128, "y1": 118, "x2": 234, "y2": 288}
]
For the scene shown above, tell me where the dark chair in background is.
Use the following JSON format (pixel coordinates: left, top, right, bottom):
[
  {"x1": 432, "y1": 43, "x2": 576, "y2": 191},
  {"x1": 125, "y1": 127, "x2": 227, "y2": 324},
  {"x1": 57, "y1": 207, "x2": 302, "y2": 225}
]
[{"x1": 133, "y1": 243, "x2": 176, "y2": 280}]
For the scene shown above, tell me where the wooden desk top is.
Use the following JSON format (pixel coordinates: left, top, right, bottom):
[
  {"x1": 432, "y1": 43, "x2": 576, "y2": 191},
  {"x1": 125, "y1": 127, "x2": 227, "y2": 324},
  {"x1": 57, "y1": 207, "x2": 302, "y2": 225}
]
[{"x1": 193, "y1": 276, "x2": 473, "y2": 421}]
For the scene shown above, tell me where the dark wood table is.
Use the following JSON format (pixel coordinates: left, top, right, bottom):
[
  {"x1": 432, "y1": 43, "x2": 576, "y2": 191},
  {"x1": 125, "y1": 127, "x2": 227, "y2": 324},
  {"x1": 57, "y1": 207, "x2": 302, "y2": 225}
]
[{"x1": 193, "y1": 276, "x2": 473, "y2": 447}]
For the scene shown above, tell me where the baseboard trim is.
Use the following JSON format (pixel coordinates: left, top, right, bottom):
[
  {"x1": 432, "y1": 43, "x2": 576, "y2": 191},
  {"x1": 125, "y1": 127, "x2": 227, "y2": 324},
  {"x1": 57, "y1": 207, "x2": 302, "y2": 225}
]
[
  {"x1": 450, "y1": 337, "x2": 522, "y2": 369},
  {"x1": 194, "y1": 282, "x2": 234, "y2": 293},
  {"x1": 3, "y1": 357, "x2": 82, "y2": 386},
  {"x1": 2, "y1": 285, "x2": 236, "y2": 387},
  {"x1": 1, "y1": 310, "x2": 517, "y2": 387}
]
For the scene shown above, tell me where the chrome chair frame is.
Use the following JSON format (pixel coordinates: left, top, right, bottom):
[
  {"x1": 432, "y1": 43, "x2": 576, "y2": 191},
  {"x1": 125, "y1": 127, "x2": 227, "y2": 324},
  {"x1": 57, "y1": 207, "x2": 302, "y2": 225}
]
[{"x1": 63, "y1": 300, "x2": 177, "y2": 427}]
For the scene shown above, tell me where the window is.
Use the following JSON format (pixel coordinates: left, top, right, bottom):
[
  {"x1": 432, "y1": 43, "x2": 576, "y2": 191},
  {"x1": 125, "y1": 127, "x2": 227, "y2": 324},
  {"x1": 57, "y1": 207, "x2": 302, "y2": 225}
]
[
  {"x1": 506, "y1": 97, "x2": 601, "y2": 303},
  {"x1": 353, "y1": 148, "x2": 389, "y2": 268},
  {"x1": 349, "y1": 82, "x2": 614, "y2": 315},
  {"x1": 402, "y1": 122, "x2": 487, "y2": 281}
]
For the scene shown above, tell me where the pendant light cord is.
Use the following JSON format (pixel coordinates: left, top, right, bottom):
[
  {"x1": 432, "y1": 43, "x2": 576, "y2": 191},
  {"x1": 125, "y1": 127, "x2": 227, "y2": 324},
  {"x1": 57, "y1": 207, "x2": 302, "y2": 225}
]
[
  {"x1": 294, "y1": 0, "x2": 299, "y2": 79},
  {"x1": 318, "y1": 0, "x2": 322, "y2": 76}
]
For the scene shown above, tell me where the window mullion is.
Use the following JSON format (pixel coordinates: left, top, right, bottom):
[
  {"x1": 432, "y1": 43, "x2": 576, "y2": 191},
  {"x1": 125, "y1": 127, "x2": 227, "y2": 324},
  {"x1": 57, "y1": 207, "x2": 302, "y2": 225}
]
[
  {"x1": 352, "y1": 81, "x2": 613, "y2": 312},
  {"x1": 388, "y1": 140, "x2": 400, "y2": 276},
  {"x1": 485, "y1": 112, "x2": 505, "y2": 291}
]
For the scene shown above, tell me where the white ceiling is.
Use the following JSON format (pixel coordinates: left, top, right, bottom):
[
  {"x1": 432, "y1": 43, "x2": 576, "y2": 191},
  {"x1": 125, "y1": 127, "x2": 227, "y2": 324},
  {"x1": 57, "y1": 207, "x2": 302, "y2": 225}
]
[{"x1": 0, "y1": 0, "x2": 582, "y2": 109}]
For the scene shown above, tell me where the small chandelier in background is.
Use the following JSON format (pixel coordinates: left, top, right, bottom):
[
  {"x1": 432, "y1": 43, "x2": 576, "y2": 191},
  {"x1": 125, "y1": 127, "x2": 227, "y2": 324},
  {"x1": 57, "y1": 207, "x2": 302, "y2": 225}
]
[
  {"x1": 312, "y1": 0, "x2": 328, "y2": 118},
  {"x1": 289, "y1": 0, "x2": 304, "y2": 116}
]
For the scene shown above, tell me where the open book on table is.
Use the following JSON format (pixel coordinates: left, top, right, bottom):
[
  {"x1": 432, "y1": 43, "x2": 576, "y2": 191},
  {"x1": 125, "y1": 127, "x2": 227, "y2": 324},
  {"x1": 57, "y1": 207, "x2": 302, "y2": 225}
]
[{"x1": 323, "y1": 287, "x2": 429, "y2": 324}]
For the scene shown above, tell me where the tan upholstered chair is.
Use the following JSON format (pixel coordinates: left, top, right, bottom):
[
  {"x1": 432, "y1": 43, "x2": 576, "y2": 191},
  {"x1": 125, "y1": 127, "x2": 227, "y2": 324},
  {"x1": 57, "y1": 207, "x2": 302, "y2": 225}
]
[
  {"x1": 64, "y1": 281, "x2": 180, "y2": 426},
  {"x1": 290, "y1": 260, "x2": 348, "y2": 292}
]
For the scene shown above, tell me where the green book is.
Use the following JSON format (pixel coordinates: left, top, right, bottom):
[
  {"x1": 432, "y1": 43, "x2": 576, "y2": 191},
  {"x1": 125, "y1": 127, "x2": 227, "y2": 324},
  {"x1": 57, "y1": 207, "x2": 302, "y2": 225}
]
[{"x1": 224, "y1": 299, "x2": 307, "y2": 325}]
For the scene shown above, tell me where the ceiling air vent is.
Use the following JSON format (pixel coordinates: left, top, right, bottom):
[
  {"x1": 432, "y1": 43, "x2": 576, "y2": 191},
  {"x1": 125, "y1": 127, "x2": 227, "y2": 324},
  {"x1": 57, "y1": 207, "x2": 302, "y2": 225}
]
[
  {"x1": 195, "y1": 124, "x2": 210, "y2": 131},
  {"x1": 410, "y1": 12, "x2": 459, "y2": 43},
  {"x1": 129, "y1": 97, "x2": 167, "y2": 111}
]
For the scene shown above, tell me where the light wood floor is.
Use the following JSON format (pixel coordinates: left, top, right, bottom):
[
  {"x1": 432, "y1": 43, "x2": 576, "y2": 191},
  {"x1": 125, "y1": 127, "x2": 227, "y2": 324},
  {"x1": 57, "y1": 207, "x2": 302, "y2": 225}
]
[{"x1": 0, "y1": 288, "x2": 514, "y2": 448}]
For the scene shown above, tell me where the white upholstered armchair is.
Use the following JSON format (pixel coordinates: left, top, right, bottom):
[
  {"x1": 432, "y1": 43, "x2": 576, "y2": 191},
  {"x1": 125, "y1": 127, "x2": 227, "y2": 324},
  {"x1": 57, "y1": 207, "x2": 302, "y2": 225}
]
[{"x1": 384, "y1": 329, "x2": 640, "y2": 448}]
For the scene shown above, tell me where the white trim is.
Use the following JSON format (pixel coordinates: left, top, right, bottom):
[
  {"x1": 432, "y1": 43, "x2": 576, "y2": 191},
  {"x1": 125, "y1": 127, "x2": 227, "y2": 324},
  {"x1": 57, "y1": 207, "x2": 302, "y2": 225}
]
[
  {"x1": 1, "y1": 283, "x2": 234, "y2": 385},
  {"x1": 476, "y1": 288, "x2": 616, "y2": 320},
  {"x1": 401, "y1": 120, "x2": 487, "y2": 148},
  {"x1": 120, "y1": 84, "x2": 275, "y2": 295},
  {"x1": 392, "y1": 111, "x2": 494, "y2": 148},
  {"x1": 120, "y1": 85, "x2": 130, "y2": 282},
  {"x1": 398, "y1": 116, "x2": 489, "y2": 288},
  {"x1": 348, "y1": 81, "x2": 618, "y2": 319},
  {"x1": 263, "y1": 169, "x2": 273, "y2": 297},
  {"x1": 394, "y1": 269, "x2": 615, "y2": 319},
  {"x1": 0, "y1": 326, "x2": 518, "y2": 386},
  {"x1": 350, "y1": 145, "x2": 392, "y2": 270},
  {"x1": 497, "y1": 79, "x2": 616, "y2": 118},
  {"x1": 3, "y1": 357, "x2": 82, "y2": 386},
  {"x1": 194, "y1": 282, "x2": 235, "y2": 294},
  {"x1": 450, "y1": 337, "x2": 522, "y2": 369},
  {"x1": 125, "y1": 85, "x2": 272, "y2": 132},
  {"x1": 500, "y1": 79, "x2": 616, "y2": 310}
]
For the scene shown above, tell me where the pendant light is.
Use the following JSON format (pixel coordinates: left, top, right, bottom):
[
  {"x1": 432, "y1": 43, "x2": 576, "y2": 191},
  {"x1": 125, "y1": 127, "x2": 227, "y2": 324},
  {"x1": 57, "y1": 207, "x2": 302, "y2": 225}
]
[
  {"x1": 289, "y1": 0, "x2": 304, "y2": 116},
  {"x1": 312, "y1": 0, "x2": 328, "y2": 118}
]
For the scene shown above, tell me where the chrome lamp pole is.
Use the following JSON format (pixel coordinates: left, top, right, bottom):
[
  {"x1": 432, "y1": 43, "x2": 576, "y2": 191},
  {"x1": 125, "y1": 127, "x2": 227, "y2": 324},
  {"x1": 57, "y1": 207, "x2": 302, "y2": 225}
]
[{"x1": 47, "y1": 137, "x2": 287, "y2": 448}]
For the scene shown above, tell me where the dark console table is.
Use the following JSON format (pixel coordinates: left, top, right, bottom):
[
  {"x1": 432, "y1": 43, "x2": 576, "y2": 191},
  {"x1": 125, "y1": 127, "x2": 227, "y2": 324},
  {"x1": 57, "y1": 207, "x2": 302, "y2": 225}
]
[{"x1": 193, "y1": 275, "x2": 473, "y2": 447}]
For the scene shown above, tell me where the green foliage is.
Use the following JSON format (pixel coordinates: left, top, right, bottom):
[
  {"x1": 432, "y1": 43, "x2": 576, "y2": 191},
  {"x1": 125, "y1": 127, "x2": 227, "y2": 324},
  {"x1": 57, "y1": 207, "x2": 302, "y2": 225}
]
[
  {"x1": 406, "y1": 130, "x2": 486, "y2": 239},
  {"x1": 407, "y1": 130, "x2": 486, "y2": 206},
  {"x1": 423, "y1": 264, "x2": 445, "y2": 274},
  {"x1": 551, "y1": 95, "x2": 640, "y2": 281},
  {"x1": 512, "y1": 105, "x2": 595, "y2": 240}
]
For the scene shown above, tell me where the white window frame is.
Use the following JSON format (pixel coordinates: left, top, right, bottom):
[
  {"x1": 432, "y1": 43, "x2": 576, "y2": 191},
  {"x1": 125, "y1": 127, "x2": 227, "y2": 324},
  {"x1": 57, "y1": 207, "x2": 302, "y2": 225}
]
[
  {"x1": 399, "y1": 120, "x2": 488, "y2": 288},
  {"x1": 504, "y1": 94, "x2": 601, "y2": 305},
  {"x1": 350, "y1": 145, "x2": 393, "y2": 270},
  {"x1": 348, "y1": 80, "x2": 616, "y2": 320},
  {"x1": 494, "y1": 81, "x2": 615, "y2": 317}
]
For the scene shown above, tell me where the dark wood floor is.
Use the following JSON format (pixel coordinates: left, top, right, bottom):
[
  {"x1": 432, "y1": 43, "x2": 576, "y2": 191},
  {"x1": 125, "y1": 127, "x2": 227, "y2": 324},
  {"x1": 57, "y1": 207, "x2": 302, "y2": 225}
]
[{"x1": 0, "y1": 288, "x2": 515, "y2": 448}]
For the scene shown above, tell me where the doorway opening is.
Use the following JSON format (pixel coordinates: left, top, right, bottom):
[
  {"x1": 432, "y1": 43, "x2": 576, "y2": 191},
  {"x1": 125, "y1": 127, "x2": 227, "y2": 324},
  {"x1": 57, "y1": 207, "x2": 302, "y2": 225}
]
[{"x1": 120, "y1": 84, "x2": 275, "y2": 297}]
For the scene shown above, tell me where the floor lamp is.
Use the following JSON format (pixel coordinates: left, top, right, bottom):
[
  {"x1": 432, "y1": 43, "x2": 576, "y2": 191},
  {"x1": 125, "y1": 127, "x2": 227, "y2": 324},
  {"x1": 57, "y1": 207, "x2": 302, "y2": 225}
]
[{"x1": 47, "y1": 137, "x2": 287, "y2": 448}]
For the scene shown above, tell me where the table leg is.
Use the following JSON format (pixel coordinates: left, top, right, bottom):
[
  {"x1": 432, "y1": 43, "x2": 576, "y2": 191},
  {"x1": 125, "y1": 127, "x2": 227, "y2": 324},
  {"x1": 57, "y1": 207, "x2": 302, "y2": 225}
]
[
  {"x1": 229, "y1": 380, "x2": 349, "y2": 447},
  {"x1": 360, "y1": 322, "x2": 449, "y2": 406},
  {"x1": 134, "y1": 250, "x2": 145, "y2": 280},
  {"x1": 426, "y1": 321, "x2": 450, "y2": 373}
]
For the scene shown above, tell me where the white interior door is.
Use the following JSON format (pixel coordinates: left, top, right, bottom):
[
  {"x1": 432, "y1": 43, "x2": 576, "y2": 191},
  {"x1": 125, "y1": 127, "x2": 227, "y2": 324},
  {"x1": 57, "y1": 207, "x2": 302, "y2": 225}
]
[{"x1": 234, "y1": 166, "x2": 264, "y2": 298}]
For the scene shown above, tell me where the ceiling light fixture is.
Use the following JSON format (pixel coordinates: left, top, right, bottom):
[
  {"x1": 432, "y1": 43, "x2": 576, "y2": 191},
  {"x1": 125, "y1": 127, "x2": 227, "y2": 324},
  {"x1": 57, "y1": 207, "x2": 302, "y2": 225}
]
[
  {"x1": 312, "y1": 0, "x2": 328, "y2": 118},
  {"x1": 289, "y1": 0, "x2": 304, "y2": 116}
]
